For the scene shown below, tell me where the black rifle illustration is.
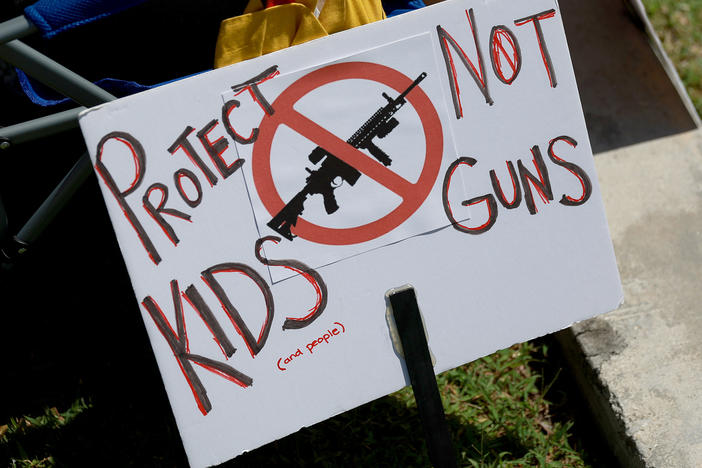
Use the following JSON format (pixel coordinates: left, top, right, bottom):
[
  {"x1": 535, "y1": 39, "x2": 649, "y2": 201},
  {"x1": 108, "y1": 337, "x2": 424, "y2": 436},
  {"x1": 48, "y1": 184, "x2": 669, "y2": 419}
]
[{"x1": 267, "y1": 72, "x2": 428, "y2": 241}]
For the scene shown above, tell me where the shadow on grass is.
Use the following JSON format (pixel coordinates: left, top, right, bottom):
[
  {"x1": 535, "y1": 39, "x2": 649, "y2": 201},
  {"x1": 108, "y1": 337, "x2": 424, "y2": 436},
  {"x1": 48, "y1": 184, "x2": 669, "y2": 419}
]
[
  {"x1": 0, "y1": 176, "x2": 531, "y2": 467},
  {"x1": 0, "y1": 235, "x2": 582, "y2": 467},
  {"x1": 228, "y1": 394, "x2": 531, "y2": 468},
  {"x1": 0, "y1": 176, "x2": 596, "y2": 467},
  {"x1": 530, "y1": 334, "x2": 620, "y2": 468},
  {"x1": 1, "y1": 384, "x2": 531, "y2": 468},
  {"x1": 0, "y1": 234, "x2": 598, "y2": 468},
  {"x1": 0, "y1": 177, "x2": 579, "y2": 467}
]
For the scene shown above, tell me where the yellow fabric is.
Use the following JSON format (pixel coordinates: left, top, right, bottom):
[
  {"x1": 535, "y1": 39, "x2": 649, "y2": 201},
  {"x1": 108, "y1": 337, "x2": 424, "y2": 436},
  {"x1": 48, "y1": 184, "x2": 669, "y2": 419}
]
[
  {"x1": 316, "y1": 0, "x2": 385, "y2": 35},
  {"x1": 214, "y1": 0, "x2": 386, "y2": 68}
]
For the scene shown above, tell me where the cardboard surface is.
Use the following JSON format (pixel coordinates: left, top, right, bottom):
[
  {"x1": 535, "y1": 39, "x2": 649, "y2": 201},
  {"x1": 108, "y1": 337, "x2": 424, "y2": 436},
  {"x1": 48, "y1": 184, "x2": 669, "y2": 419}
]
[{"x1": 78, "y1": 1, "x2": 622, "y2": 466}]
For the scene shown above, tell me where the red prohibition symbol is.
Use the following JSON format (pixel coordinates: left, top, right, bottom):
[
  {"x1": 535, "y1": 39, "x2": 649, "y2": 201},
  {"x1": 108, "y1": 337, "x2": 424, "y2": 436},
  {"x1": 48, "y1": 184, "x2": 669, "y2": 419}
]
[{"x1": 252, "y1": 61, "x2": 444, "y2": 245}]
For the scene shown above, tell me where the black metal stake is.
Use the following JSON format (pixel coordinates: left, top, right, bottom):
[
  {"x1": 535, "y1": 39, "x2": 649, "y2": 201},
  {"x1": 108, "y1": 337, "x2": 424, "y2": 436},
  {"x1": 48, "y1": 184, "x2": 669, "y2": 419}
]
[{"x1": 388, "y1": 286, "x2": 457, "y2": 468}]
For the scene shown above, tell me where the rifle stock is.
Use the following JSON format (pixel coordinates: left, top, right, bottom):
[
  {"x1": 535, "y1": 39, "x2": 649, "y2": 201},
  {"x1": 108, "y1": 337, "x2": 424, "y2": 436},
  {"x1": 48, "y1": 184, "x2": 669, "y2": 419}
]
[{"x1": 267, "y1": 190, "x2": 309, "y2": 241}]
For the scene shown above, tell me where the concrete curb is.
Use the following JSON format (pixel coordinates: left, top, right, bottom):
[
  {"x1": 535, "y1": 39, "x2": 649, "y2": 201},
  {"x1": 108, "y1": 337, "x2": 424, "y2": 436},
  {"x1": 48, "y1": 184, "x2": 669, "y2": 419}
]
[
  {"x1": 560, "y1": 130, "x2": 702, "y2": 467},
  {"x1": 553, "y1": 1, "x2": 702, "y2": 464}
]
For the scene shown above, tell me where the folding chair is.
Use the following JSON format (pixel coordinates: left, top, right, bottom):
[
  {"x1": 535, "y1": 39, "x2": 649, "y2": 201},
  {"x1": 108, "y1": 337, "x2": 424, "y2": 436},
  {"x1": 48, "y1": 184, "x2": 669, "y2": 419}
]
[
  {"x1": 0, "y1": 0, "x2": 232, "y2": 265},
  {"x1": 0, "y1": 0, "x2": 418, "y2": 267},
  {"x1": 0, "y1": 3, "x2": 106, "y2": 260}
]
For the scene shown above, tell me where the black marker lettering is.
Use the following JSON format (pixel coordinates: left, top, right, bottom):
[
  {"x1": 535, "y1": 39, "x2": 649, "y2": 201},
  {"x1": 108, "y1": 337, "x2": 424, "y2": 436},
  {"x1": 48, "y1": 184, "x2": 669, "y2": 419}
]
[
  {"x1": 436, "y1": 8, "x2": 493, "y2": 119},
  {"x1": 230, "y1": 65, "x2": 279, "y2": 116},
  {"x1": 442, "y1": 156, "x2": 498, "y2": 234},
  {"x1": 222, "y1": 99, "x2": 259, "y2": 145},
  {"x1": 514, "y1": 9, "x2": 558, "y2": 88},
  {"x1": 142, "y1": 183, "x2": 191, "y2": 246},
  {"x1": 168, "y1": 126, "x2": 219, "y2": 187},
  {"x1": 201, "y1": 263, "x2": 274, "y2": 357},
  {"x1": 142, "y1": 280, "x2": 252, "y2": 416},
  {"x1": 94, "y1": 131, "x2": 161, "y2": 264},
  {"x1": 490, "y1": 161, "x2": 522, "y2": 208},
  {"x1": 489, "y1": 25, "x2": 522, "y2": 85},
  {"x1": 173, "y1": 168, "x2": 203, "y2": 208},
  {"x1": 255, "y1": 236, "x2": 328, "y2": 330},
  {"x1": 518, "y1": 145, "x2": 553, "y2": 215},
  {"x1": 182, "y1": 284, "x2": 236, "y2": 358},
  {"x1": 547, "y1": 136, "x2": 592, "y2": 206},
  {"x1": 196, "y1": 120, "x2": 243, "y2": 179}
]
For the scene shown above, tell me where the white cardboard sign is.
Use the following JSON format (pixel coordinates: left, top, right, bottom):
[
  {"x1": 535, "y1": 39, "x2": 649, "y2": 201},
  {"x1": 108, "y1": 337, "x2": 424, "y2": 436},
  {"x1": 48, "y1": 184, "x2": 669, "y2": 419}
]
[{"x1": 78, "y1": 1, "x2": 622, "y2": 466}]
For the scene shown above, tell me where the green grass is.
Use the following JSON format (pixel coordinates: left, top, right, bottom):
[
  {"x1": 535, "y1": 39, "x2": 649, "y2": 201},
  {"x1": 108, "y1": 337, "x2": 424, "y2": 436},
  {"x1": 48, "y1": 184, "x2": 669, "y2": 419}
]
[
  {"x1": 234, "y1": 341, "x2": 589, "y2": 467},
  {"x1": 4, "y1": 3, "x2": 699, "y2": 467},
  {"x1": 0, "y1": 399, "x2": 91, "y2": 468},
  {"x1": 1, "y1": 342, "x2": 591, "y2": 467},
  {"x1": 642, "y1": 0, "x2": 702, "y2": 116},
  {"x1": 410, "y1": 342, "x2": 585, "y2": 467}
]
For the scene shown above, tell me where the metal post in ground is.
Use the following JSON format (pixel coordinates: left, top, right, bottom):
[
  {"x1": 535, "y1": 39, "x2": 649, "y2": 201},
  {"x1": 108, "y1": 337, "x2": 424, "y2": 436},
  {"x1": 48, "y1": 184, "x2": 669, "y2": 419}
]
[{"x1": 387, "y1": 285, "x2": 457, "y2": 468}]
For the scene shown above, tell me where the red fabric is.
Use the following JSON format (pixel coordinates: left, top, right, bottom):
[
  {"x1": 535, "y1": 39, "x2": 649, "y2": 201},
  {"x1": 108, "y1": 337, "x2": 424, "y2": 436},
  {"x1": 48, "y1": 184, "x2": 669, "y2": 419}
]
[{"x1": 265, "y1": 0, "x2": 297, "y2": 7}]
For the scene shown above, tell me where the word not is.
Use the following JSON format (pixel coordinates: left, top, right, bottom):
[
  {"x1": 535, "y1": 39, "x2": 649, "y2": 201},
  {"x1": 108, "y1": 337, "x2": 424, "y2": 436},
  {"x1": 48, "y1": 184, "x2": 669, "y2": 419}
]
[
  {"x1": 437, "y1": 8, "x2": 558, "y2": 118},
  {"x1": 94, "y1": 67, "x2": 279, "y2": 265},
  {"x1": 442, "y1": 135, "x2": 591, "y2": 234},
  {"x1": 141, "y1": 236, "x2": 327, "y2": 415}
]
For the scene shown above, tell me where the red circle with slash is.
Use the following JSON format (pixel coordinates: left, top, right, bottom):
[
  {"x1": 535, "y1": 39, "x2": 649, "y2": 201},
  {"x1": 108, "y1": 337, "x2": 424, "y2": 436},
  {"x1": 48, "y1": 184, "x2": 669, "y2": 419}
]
[{"x1": 252, "y1": 61, "x2": 443, "y2": 245}]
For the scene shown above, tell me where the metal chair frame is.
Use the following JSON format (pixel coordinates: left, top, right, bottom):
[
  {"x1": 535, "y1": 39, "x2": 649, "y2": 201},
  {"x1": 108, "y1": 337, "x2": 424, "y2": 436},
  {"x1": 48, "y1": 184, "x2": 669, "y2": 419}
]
[{"x1": 0, "y1": 13, "x2": 117, "y2": 262}]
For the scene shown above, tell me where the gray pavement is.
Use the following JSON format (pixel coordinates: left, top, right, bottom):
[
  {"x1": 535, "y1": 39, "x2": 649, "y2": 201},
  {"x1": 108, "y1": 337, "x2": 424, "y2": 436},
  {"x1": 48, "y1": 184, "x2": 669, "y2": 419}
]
[
  {"x1": 551, "y1": 2, "x2": 702, "y2": 466},
  {"x1": 559, "y1": 0, "x2": 698, "y2": 154},
  {"x1": 558, "y1": 130, "x2": 702, "y2": 468}
]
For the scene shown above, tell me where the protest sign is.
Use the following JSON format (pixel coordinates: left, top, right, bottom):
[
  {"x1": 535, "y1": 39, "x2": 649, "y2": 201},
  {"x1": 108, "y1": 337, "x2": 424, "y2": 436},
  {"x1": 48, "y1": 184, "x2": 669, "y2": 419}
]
[{"x1": 78, "y1": 1, "x2": 622, "y2": 466}]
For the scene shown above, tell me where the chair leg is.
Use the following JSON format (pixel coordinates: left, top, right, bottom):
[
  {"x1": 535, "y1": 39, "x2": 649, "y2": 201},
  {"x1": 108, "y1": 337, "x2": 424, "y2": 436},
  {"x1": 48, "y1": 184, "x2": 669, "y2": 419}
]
[
  {"x1": 0, "y1": 40, "x2": 115, "y2": 107},
  {"x1": 16, "y1": 152, "x2": 93, "y2": 246},
  {"x1": 0, "y1": 35, "x2": 117, "y2": 265},
  {"x1": 0, "y1": 16, "x2": 37, "y2": 45},
  {"x1": 0, "y1": 107, "x2": 83, "y2": 148},
  {"x1": 0, "y1": 192, "x2": 8, "y2": 242}
]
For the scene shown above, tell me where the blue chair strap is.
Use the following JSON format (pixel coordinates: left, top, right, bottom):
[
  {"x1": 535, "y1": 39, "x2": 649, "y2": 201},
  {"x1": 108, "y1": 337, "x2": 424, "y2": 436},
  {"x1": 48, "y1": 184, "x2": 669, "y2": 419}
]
[
  {"x1": 24, "y1": 0, "x2": 147, "y2": 38},
  {"x1": 384, "y1": 0, "x2": 426, "y2": 17},
  {"x1": 15, "y1": 68, "x2": 209, "y2": 106}
]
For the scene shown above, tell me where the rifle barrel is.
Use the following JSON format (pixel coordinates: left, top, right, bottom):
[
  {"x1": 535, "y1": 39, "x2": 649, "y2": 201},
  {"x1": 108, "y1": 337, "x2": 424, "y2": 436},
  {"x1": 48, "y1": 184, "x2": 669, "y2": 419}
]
[
  {"x1": 348, "y1": 72, "x2": 427, "y2": 147},
  {"x1": 397, "y1": 72, "x2": 427, "y2": 101}
]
